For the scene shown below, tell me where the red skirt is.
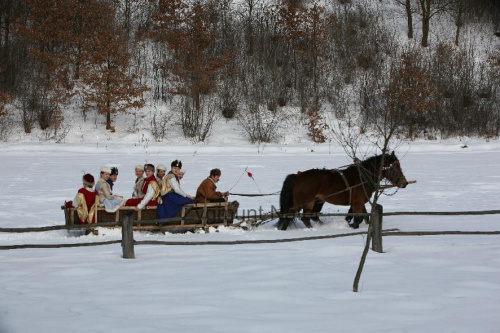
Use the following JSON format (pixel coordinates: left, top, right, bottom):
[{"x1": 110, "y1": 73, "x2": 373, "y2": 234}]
[{"x1": 125, "y1": 198, "x2": 157, "y2": 207}]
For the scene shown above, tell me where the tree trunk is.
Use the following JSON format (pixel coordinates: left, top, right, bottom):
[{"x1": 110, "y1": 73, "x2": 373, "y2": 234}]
[
  {"x1": 420, "y1": 0, "x2": 431, "y2": 47},
  {"x1": 106, "y1": 108, "x2": 111, "y2": 130},
  {"x1": 408, "y1": 118, "x2": 414, "y2": 139},
  {"x1": 124, "y1": 0, "x2": 131, "y2": 41},
  {"x1": 74, "y1": 0, "x2": 83, "y2": 80},
  {"x1": 246, "y1": 0, "x2": 254, "y2": 56},
  {"x1": 194, "y1": 90, "x2": 200, "y2": 113},
  {"x1": 405, "y1": 0, "x2": 413, "y2": 39},
  {"x1": 247, "y1": 20, "x2": 254, "y2": 56},
  {"x1": 75, "y1": 42, "x2": 81, "y2": 80},
  {"x1": 106, "y1": 58, "x2": 111, "y2": 130},
  {"x1": 454, "y1": 0, "x2": 464, "y2": 46}
]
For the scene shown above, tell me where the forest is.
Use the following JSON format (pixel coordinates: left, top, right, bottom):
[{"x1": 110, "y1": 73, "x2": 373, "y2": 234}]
[{"x1": 0, "y1": 0, "x2": 499, "y2": 143}]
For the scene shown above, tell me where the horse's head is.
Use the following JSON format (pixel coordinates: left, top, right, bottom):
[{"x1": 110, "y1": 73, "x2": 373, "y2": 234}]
[{"x1": 382, "y1": 151, "x2": 408, "y2": 188}]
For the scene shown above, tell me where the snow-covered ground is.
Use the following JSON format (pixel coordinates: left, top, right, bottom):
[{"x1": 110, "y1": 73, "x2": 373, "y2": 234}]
[{"x1": 1, "y1": 140, "x2": 500, "y2": 332}]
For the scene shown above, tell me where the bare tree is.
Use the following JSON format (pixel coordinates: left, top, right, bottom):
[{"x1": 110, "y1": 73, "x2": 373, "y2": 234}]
[
  {"x1": 416, "y1": 0, "x2": 449, "y2": 47},
  {"x1": 238, "y1": 0, "x2": 263, "y2": 56},
  {"x1": 394, "y1": 0, "x2": 414, "y2": 39},
  {"x1": 452, "y1": 0, "x2": 466, "y2": 46}
]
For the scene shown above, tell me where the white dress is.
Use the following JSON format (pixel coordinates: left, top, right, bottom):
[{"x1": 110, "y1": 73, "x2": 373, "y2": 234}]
[{"x1": 95, "y1": 179, "x2": 124, "y2": 213}]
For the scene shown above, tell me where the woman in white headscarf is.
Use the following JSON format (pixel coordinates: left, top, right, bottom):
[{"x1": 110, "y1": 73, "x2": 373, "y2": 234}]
[{"x1": 95, "y1": 166, "x2": 125, "y2": 213}]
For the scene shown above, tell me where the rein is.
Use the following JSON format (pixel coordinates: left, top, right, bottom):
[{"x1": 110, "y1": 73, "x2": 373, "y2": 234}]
[{"x1": 230, "y1": 191, "x2": 280, "y2": 197}]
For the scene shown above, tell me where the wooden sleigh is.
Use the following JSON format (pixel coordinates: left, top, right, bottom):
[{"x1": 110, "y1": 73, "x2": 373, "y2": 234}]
[{"x1": 61, "y1": 199, "x2": 240, "y2": 233}]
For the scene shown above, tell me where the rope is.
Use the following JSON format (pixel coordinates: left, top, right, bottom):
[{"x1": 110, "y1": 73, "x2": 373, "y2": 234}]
[
  {"x1": 251, "y1": 176, "x2": 275, "y2": 206},
  {"x1": 230, "y1": 191, "x2": 280, "y2": 197},
  {"x1": 228, "y1": 167, "x2": 248, "y2": 192}
]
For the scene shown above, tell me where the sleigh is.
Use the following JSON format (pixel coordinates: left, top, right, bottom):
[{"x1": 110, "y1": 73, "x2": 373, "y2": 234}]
[{"x1": 61, "y1": 199, "x2": 240, "y2": 233}]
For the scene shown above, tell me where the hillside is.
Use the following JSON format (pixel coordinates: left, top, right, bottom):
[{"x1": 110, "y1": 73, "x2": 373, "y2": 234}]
[{"x1": 0, "y1": 0, "x2": 499, "y2": 145}]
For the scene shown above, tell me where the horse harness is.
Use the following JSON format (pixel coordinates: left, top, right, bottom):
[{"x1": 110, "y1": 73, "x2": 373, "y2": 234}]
[
  {"x1": 318, "y1": 166, "x2": 374, "y2": 206},
  {"x1": 296, "y1": 165, "x2": 372, "y2": 208},
  {"x1": 330, "y1": 169, "x2": 352, "y2": 206}
]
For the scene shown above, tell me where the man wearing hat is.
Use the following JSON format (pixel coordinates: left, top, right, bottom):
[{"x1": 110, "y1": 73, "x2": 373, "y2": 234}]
[
  {"x1": 132, "y1": 165, "x2": 145, "y2": 199},
  {"x1": 178, "y1": 168, "x2": 186, "y2": 181},
  {"x1": 157, "y1": 160, "x2": 196, "y2": 220},
  {"x1": 195, "y1": 168, "x2": 229, "y2": 203},
  {"x1": 126, "y1": 164, "x2": 160, "y2": 210},
  {"x1": 156, "y1": 164, "x2": 167, "y2": 183},
  {"x1": 171, "y1": 160, "x2": 182, "y2": 174},
  {"x1": 107, "y1": 167, "x2": 119, "y2": 192},
  {"x1": 72, "y1": 173, "x2": 99, "y2": 224},
  {"x1": 158, "y1": 160, "x2": 183, "y2": 198},
  {"x1": 95, "y1": 166, "x2": 125, "y2": 213}
]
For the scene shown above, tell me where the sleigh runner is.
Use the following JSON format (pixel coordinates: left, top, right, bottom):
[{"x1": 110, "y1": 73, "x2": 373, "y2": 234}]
[{"x1": 62, "y1": 200, "x2": 240, "y2": 232}]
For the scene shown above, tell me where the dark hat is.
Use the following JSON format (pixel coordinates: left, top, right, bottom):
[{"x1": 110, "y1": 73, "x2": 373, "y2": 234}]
[
  {"x1": 144, "y1": 164, "x2": 155, "y2": 172},
  {"x1": 83, "y1": 173, "x2": 95, "y2": 186},
  {"x1": 210, "y1": 168, "x2": 221, "y2": 177},
  {"x1": 110, "y1": 167, "x2": 119, "y2": 176},
  {"x1": 171, "y1": 160, "x2": 182, "y2": 168}
]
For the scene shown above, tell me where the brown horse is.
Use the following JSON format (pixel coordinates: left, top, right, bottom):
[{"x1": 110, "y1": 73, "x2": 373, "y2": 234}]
[{"x1": 277, "y1": 152, "x2": 408, "y2": 230}]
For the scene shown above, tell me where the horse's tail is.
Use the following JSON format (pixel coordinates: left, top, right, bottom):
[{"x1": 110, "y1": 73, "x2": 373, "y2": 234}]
[{"x1": 277, "y1": 173, "x2": 297, "y2": 230}]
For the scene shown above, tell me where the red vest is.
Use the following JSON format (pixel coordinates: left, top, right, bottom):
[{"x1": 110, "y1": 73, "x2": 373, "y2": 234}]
[
  {"x1": 142, "y1": 175, "x2": 157, "y2": 194},
  {"x1": 78, "y1": 188, "x2": 98, "y2": 208}
]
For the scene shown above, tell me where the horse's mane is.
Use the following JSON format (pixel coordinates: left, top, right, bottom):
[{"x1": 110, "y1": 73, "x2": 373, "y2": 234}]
[
  {"x1": 342, "y1": 154, "x2": 385, "y2": 173},
  {"x1": 304, "y1": 154, "x2": 388, "y2": 174},
  {"x1": 361, "y1": 154, "x2": 385, "y2": 170}
]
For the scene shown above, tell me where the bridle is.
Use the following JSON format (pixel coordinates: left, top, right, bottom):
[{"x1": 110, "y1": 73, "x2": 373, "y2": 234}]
[
  {"x1": 382, "y1": 160, "x2": 407, "y2": 188},
  {"x1": 357, "y1": 159, "x2": 405, "y2": 191}
]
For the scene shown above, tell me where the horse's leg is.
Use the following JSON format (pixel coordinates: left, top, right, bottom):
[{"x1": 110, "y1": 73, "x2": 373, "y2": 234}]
[
  {"x1": 349, "y1": 203, "x2": 366, "y2": 229},
  {"x1": 363, "y1": 205, "x2": 370, "y2": 225},
  {"x1": 311, "y1": 198, "x2": 325, "y2": 224},
  {"x1": 278, "y1": 174, "x2": 299, "y2": 230},
  {"x1": 301, "y1": 216, "x2": 313, "y2": 228},
  {"x1": 345, "y1": 206, "x2": 353, "y2": 223},
  {"x1": 300, "y1": 201, "x2": 315, "y2": 229}
]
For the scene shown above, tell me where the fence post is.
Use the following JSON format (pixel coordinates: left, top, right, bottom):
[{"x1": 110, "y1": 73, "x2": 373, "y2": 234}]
[
  {"x1": 122, "y1": 212, "x2": 135, "y2": 259},
  {"x1": 371, "y1": 204, "x2": 383, "y2": 253}
]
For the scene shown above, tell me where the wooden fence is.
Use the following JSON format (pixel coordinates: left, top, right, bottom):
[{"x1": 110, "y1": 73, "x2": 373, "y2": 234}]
[{"x1": 1, "y1": 208, "x2": 500, "y2": 257}]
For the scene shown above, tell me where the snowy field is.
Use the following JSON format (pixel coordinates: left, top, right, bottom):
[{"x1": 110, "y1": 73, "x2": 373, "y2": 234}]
[{"x1": 1, "y1": 140, "x2": 500, "y2": 333}]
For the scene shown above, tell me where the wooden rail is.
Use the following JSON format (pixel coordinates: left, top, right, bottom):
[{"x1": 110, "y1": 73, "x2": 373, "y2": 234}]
[
  {"x1": 384, "y1": 210, "x2": 500, "y2": 216},
  {"x1": 1, "y1": 208, "x2": 500, "y2": 258},
  {"x1": 2, "y1": 209, "x2": 500, "y2": 234}
]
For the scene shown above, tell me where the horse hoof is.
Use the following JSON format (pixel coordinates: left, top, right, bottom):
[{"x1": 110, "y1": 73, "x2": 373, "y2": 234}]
[{"x1": 349, "y1": 222, "x2": 359, "y2": 229}]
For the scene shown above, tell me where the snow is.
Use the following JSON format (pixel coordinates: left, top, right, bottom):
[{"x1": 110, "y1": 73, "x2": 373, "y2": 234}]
[
  {"x1": 1, "y1": 139, "x2": 500, "y2": 332},
  {"x1": 2, "y1": 0, "x2": 499, "y2": 329}
]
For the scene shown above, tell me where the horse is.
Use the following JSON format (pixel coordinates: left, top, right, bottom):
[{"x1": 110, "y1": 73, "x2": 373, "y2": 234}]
[{"x1": 277, "y1": 152, "x2": 408, "y2": 230}]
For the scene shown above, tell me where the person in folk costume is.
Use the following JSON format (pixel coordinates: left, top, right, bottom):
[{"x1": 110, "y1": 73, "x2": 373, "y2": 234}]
[
  {"x1": 73, "y1": 173, "x2": 99, "y2": 224},
  {"x1": 125, "y1": 164, "x2": 160, "y2": 210},
  {"x1": 107, "y1": 167, "x2": 119, "y2": 192},
  {"x1": 178, "y1": 168, "x2": 186, "y2": 181},
  {"x1": 195, "y1": 168, "x2": 230, "y2": 204},
  {"x1": 157, "y1": 160, "x2": 196, "y2": 220},
  {"x1": 156, "y1": 164, "x2": 167, "y2": 183},
  {"x1": 132, "y1": 165, "x2": 145, "y2": 199},
  {"x1": 95, "y1": 166, "x2": 125, "y2": 213}
]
